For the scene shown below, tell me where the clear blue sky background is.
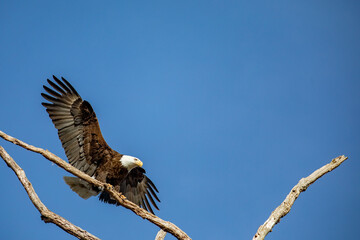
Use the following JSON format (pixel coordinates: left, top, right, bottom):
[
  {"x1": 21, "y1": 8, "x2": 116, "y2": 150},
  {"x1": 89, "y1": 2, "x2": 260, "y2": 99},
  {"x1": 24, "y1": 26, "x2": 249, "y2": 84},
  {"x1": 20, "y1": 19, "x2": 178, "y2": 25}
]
[{"x1": 0, "y1": 1, "x2": 359, "y2": 240}]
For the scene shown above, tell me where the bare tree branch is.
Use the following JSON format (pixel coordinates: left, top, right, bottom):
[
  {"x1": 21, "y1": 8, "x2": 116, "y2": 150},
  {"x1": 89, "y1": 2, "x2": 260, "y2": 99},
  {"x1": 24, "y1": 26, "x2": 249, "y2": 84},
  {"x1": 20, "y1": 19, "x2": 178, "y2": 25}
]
[
  {"x1": 0, "y1": 130, "x2": 191, "y2": 240},
  {"x1": 0, "y1": 146, "x2": 100, "y2": 240},
  {"x1": 155, "y1": 229, "x2": 167, "y2": 240},
  {"x1": 1, "y1": 128, "x2": 347, "y2": 240},
  {"x1": 253, "y1": 155, "x2": 348, "y2": 240}
]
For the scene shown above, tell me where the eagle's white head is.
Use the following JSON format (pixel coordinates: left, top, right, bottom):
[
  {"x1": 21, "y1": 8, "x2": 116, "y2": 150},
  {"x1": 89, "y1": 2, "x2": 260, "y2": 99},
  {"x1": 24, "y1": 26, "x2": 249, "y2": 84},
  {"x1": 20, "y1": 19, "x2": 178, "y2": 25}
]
[{"x1": 120, "y1": 155, "x2": 143, "y2": 171}]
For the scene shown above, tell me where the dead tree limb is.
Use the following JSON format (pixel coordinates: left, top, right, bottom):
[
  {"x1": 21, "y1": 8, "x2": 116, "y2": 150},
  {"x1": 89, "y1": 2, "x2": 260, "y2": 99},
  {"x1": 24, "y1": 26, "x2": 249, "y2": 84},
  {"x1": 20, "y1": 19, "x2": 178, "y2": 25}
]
[
  {"x1": 1, "y1": 128, "x2": 347, "y2": 240},
  {"x1": 155, "y1": 229, "x2": 167, "y2": 240},
  {"x1": 253, "y1": 155, "x2": 348, "y2": 240},
  {"x1": 0, "y1": 130, "x2": 191, "y2": 240},
  {"x1": 0, "y1": 146, "x2": 100, "y2": 240}
]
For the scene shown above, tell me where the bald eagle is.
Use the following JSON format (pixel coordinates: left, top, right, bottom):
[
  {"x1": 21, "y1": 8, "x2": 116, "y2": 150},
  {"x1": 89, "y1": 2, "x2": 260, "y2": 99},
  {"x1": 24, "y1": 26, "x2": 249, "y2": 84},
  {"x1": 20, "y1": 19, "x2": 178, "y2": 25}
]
[{"x1": 41, "y1": 76, "x2": 160, "y2": 214}]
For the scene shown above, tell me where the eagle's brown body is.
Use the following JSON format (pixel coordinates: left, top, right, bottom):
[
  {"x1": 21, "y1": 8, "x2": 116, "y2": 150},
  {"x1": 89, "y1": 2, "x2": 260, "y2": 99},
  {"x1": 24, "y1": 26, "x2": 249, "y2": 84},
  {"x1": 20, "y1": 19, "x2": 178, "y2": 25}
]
[{"x1": 42, "y1": 76, "x2": 160, "y2": 213}]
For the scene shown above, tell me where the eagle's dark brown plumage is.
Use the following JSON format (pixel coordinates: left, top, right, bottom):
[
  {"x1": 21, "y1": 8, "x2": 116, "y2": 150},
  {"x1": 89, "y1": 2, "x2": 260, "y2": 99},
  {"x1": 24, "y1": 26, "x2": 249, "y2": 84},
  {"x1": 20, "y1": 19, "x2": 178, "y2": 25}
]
[{"x1": 41, "y1": 76, "x2": 160, "y2": 213}]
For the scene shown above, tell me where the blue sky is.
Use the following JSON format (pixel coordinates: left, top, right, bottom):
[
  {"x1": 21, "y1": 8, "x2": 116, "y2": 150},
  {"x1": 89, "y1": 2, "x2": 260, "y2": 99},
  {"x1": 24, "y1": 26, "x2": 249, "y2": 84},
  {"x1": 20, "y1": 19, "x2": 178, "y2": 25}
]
[{"x1": 0, "y1": 1, "x2": 359, "y2": 239}]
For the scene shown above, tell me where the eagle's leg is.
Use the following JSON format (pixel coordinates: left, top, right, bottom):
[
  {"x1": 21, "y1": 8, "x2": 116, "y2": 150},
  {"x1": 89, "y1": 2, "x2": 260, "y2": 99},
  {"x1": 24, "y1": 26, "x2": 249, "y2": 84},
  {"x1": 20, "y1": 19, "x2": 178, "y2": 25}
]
[
  {"x1": 113, "y1": 185, "x2": 126, "y2": 200},
  {"x1": 105, "y1": 183, "x2": 114, "y2": 190},
  {"x1": 104, "y1": 184, "x2": 127, "y2": 199},
  {"x1": 92, "y1": 185, "x2": 104, "y2": 192}
]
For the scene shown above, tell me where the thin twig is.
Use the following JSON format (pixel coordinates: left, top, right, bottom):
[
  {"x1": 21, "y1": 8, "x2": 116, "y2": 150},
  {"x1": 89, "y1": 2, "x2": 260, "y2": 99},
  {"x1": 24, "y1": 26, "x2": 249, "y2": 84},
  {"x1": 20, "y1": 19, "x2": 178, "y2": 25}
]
[
  {"x1": 0, "y1": 146, "x2": 100, "y2": 240},
  {"x1": 155, "y1": 229, "x2": 167, "y2": 240},
  {"x1": 253, "y1": 155, "x2": 348, "y2": 240},
  {"x1": 0, "y1": 130, "x2": 191, "y2": 240}
]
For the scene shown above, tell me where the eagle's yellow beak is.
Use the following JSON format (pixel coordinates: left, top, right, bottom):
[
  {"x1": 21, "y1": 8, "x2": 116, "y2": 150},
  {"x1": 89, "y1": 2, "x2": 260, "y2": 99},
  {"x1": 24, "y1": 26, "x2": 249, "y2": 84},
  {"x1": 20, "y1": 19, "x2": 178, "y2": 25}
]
[{"x1": 135, "y1": 159, "x2": 143, "y2": 167}]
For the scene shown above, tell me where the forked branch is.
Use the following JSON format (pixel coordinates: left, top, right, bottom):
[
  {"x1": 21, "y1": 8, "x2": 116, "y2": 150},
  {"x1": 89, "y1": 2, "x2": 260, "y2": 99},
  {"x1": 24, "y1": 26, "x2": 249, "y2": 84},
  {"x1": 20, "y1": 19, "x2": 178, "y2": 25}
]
[
  {"x1": 0, "y1": 130, "x2": 347, "y2": 240},
  {"x1": 0, "y1": 130, "x2": 191, "y2": 240},
  {"x1": 0, "y1": 146, "x2": 100, "y2": 240}
]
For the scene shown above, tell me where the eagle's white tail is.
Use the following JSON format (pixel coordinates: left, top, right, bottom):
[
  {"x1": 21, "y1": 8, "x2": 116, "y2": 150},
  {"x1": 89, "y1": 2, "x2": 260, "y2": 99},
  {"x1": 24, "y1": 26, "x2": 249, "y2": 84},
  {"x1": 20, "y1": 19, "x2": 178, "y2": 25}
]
[{"x1": 63, "y1": 176, "x2": 99, "y2": 199}]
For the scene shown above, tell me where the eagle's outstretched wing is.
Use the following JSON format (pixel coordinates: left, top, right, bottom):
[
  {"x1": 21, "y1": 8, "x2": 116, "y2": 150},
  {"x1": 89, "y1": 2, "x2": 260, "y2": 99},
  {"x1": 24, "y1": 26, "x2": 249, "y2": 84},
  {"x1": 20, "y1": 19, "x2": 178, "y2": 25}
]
[
  {"x1": 99, "y1": 167, "x2": 160, "y2": 214},
  {"x1": 41, "y1": 75, "x2": 114, "y2": 176},
  {"x1": 42, "y1": 76, "x2": 160, "y2": 213}
]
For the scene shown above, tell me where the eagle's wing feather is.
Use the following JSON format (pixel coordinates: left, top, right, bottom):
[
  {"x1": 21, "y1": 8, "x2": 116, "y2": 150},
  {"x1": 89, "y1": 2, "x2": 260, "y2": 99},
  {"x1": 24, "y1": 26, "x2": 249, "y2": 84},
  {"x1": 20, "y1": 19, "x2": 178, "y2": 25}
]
[
  {"x1": 42, "y1": 75, "x2": 110, "y2": 176},
  {"x1": 120, "y1": 167, "x2": 160, "y2": 214},
  {"x1": 98, "y1": 167, "x2": 160, "y2": 214}
]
